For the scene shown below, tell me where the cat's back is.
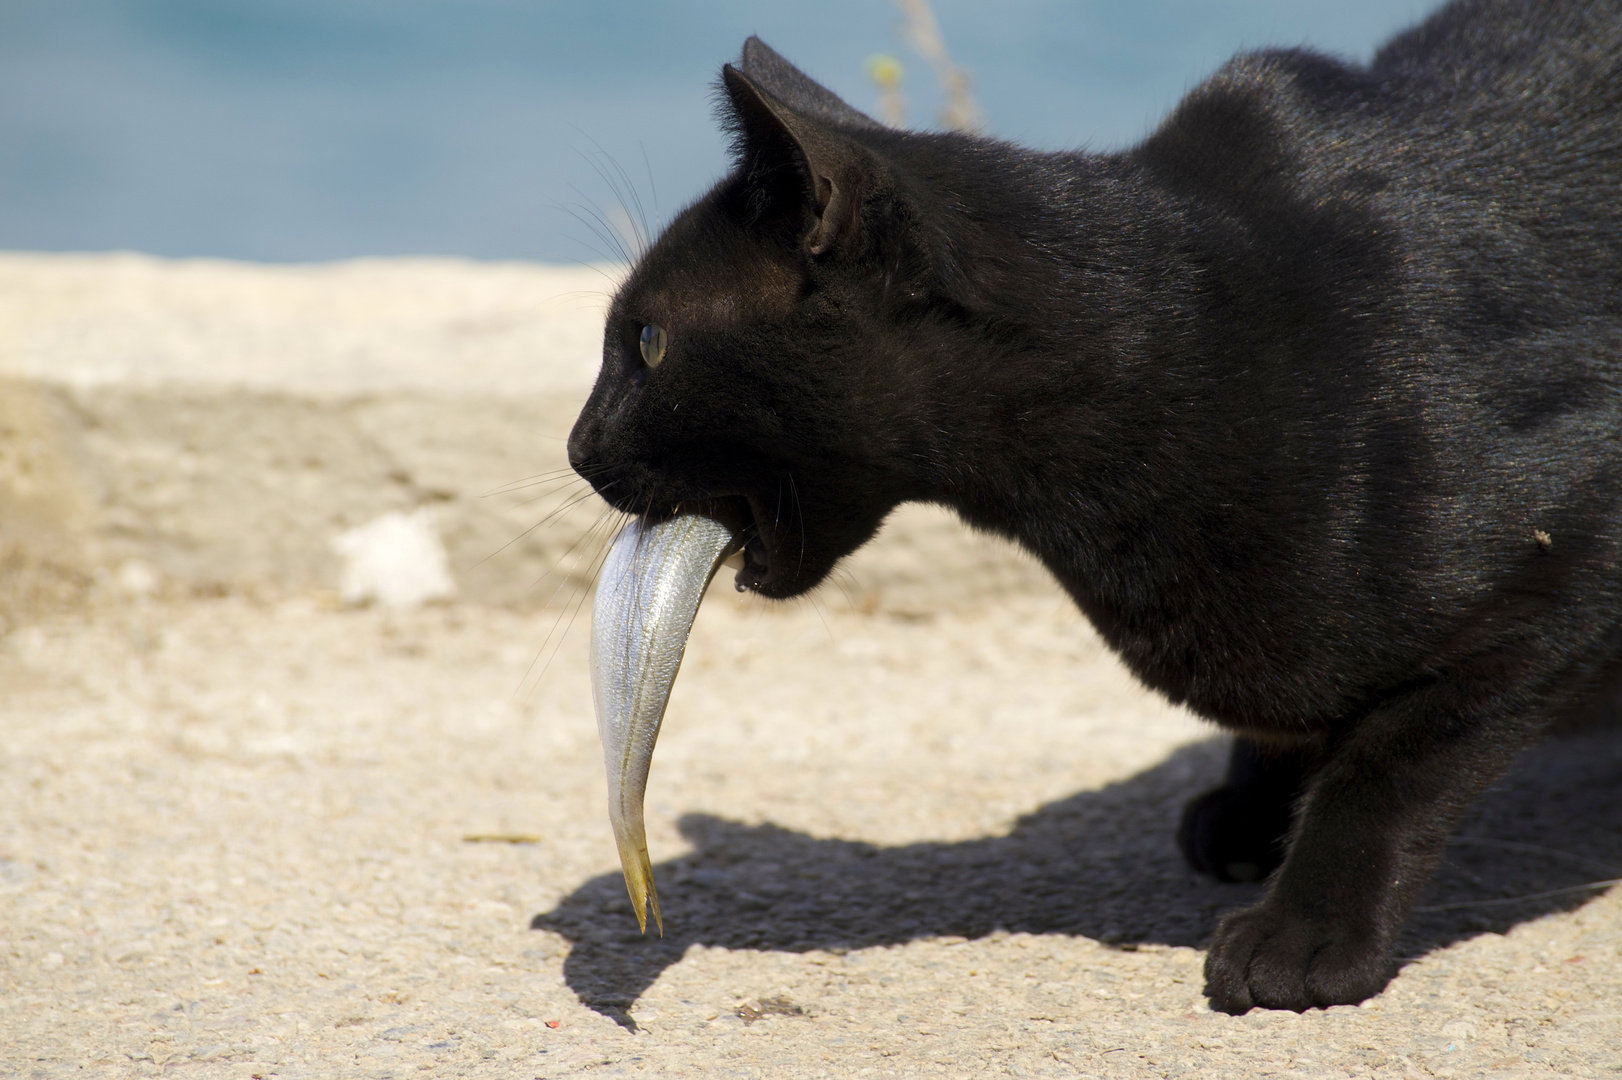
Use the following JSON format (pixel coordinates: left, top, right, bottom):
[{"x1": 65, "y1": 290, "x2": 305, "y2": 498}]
[
  {"x1": 1370, "y1": 0, "x2": 1621, "y2": 110},
  {"x1": 1136, "y1": 0, "x2": 1620, "y2": 335},
  {"x1": 1142, "y1": 0, "x2": 1620, "y2": 194},
  {"x1": 1368, "y1": 0, "x2": 1622, "y2": 200}
]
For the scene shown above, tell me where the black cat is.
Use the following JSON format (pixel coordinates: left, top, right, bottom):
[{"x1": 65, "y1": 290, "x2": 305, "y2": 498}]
[{"x1": 568, "y1": 0, "x2": 1622, "y2": 1012}]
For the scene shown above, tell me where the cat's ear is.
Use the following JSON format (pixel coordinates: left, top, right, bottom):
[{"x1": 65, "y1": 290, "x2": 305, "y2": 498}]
[
  {"x1": 721, "y1": 41, "x2": 881, "y2": 257},
  {"x1": 737, "y1": 37, "x2": 881, "y2": 131}
]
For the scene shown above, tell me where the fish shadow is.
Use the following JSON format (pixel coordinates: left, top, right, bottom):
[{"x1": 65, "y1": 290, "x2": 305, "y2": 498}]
[{"x1": 532, "y1": 728, "x2": 1622, "y2": 1027}]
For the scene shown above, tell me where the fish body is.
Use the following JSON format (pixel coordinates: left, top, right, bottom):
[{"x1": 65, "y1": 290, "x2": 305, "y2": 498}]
[{"x1": 590, "y1": 512, "x2": 739, "y2": 933}]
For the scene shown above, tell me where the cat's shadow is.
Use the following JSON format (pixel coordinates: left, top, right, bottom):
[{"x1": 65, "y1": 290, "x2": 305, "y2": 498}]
[{"x1": 532, "y1": 728, "x2": 1622, "y2": 1028}]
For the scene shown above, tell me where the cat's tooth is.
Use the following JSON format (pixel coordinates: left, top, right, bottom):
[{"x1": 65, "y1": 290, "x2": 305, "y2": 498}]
[{"x1": 590, "y1": 511, "x2": 740, "y2": 934}]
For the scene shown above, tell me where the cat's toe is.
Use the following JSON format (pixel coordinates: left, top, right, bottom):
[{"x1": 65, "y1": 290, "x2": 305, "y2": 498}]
[
  {"x1": 1203, "y1": 902, "x2": 1394, "y2": 1014},
  {"x1": 1176, "y1": 784, "x2": 1292, "y2": 882}
]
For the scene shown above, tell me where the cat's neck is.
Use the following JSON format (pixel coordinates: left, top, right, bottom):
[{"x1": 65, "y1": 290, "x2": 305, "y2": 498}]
[
  {"x1": 891, "y1": 138, "x2": 1370, "y2": 658},
  {"x1": 897, "y1": 147, "x2": 1214, "y2": 535}
]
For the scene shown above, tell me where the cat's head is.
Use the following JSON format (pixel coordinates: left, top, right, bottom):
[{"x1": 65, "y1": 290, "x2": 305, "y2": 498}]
[{"x1": 568, "y1": 39, "x2": 983, "y2": 599}]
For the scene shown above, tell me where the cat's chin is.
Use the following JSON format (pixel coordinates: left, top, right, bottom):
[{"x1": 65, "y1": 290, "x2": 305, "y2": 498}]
[{"x1": 730, "y1": 531, "x2": 778, "y2": 594}]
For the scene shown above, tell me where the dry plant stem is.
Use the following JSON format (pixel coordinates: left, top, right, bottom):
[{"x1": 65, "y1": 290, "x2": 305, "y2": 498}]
[{"x1": 894, "y1": 0, "x2": 983, "y2": 132}]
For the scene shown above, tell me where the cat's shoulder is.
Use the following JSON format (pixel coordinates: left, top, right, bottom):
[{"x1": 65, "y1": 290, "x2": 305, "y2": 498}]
[
  {"x1": 1187, "y1": 0, "x2": 1620, "y2": 110},
  {"x1": 1133, "y1": 0, "x2": 1619, "y2": 204},
  {"x1": 1370, "y1": 0, "x2": 1620, "y2": 92},
  {"x1": 1128, "y1": 48, "x2": 1373, "y2": 211}
]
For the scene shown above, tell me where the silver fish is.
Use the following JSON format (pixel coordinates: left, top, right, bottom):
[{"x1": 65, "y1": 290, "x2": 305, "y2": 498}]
[{"x1": 590, "y1": 511, "x2": 740, "y2": 934}]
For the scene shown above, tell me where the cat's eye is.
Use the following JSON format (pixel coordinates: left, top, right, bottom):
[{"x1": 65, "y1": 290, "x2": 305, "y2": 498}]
[{"x1": 639, "y1": 324, "x2": 668, "y2": 368}]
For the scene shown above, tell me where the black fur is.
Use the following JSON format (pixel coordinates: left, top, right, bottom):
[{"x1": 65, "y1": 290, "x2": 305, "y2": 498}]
[{"x1": 568, "y1": 0, "x2": 1622, "y2": 1013}]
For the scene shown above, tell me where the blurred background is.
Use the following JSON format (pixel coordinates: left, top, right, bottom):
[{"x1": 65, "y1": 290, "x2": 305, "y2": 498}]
[{"x1": 2, "y1": 0, "x2": 1433, "y2": 264}]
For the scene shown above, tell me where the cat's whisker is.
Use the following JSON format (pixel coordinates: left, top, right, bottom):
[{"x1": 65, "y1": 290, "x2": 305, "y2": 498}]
[
  {"x1": 478, "y1": 476, "x2": 583, "y2": 500},
  {"x1": 568, "y1": 132, "x2": 661, "y2": 257},
  {"x1": 519, "y1": 495, "x2": 625, "y2": 600},
  {"x1": 787, "y1": 472, "x2": 807, "y2": 574},
  {"x1": 534, "y1": 289, "x2": 616, "y2": 318},
  {"x1": 478, "y1": 466, "x2": 603, "y2": 499},
  {"x1": 557, "y1": 196, "x2": 635, "y2": 266},
  {"x1": 473, "y1": 484, "x2": 615, "y2": 570},
  {"x1": 825, "y1": 565, "x2": 864, "y2": 615},
  {"x1": 521, "y1": 511, "x2": 629, "y2": 698},
  {"x1": 514, "y1": 508, "x2": 620, "y2": 694},
  {"x1": 504, "y1": 480, "x2": 600, "y2": 513},
  {"x1": 803, "y1": 590, "x2": 837, "y2": 645},
  {"x1": 545, "y1": 252, "x2": 629, "y2": 289},
  {"x1": 639, "y1": 143, "x2": 661, "y2": 238}
]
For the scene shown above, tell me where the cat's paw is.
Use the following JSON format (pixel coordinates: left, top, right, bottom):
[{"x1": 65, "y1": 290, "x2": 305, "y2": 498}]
[
  {"x1": 1176, "y1": 783, "x2": 1292, "y2": 883},
  {"x1": 1203, "y1": 901, "x2": 1395, "y2": 1013}
]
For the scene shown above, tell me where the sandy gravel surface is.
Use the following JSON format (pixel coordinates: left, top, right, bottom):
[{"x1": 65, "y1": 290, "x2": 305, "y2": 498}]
[
  {"x1": 3, "y1": 590, "x2": 1620, "y2": 1079},
  {"x1": 0, "y1": 254, "x2": 1618, "y2": 1078}
]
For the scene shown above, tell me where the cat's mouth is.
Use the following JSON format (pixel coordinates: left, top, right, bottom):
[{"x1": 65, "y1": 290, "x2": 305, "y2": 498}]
[{"x1": 679, "y1": 493, "x2": 784, "y2": 594}]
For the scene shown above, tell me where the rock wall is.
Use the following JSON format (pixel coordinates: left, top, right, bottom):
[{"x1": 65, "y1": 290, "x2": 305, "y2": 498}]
[{"x1": 0, "y1": 253, "x2": 1054, "y2": 619}]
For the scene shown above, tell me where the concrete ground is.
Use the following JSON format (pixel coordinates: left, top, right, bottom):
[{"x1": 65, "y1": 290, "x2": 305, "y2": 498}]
[{"x1": 0, "y1": 254, "x2": 1618, "y2": 1078}]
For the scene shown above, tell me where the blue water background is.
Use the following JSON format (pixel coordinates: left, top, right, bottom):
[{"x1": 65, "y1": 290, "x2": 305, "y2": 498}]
[{"x1": 0, "y1": 0, "x2": 1430, "y2": 262}]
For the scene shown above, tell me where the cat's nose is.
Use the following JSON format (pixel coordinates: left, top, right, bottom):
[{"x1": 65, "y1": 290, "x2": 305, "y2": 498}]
[{"x1": 566, "y1": 415, "x2": 596, "y2": 476}]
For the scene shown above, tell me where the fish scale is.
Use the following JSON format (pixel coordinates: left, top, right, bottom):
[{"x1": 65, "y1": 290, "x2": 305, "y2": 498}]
[{"x1": 590, "y1": 512, "x2": 739, "y2": 934}]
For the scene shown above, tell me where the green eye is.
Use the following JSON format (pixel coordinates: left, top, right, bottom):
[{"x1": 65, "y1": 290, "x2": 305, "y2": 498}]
[{"x1": 639, "y1": 324, "x2": 668, "y2": 368}]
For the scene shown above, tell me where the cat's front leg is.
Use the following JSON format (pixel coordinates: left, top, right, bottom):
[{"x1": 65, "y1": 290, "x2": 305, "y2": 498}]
[{"x1": 1202, "y1": 678, "x2": 1540, "y2": 1013}]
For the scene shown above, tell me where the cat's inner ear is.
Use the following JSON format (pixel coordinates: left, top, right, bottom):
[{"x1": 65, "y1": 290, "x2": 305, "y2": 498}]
[{"x1": 721, "y1": 62, "x2": 873, "y2": 257}]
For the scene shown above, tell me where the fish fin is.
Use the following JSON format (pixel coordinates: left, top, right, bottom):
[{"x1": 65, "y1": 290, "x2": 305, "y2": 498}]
[
  {"x1": 619, "y1": 840, "x2": 662, "y2": 936},
  {"x1": 647, "y1": 872, "x2": 664, "y2": 937}
]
